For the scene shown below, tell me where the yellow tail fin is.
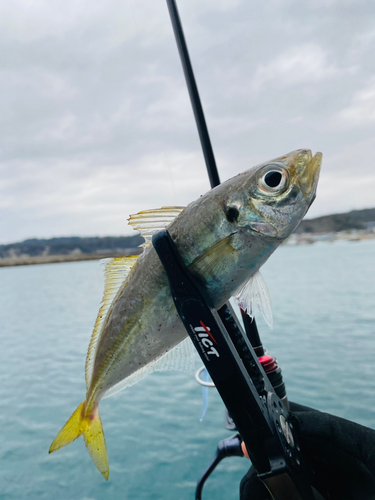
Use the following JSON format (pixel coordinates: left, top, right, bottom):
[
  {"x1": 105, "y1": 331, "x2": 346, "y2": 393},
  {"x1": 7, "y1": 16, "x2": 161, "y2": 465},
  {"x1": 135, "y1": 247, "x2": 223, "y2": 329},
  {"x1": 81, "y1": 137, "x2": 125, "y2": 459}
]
[{"x1": 49, "y1": 401, "x2": 109, "y2": 480}]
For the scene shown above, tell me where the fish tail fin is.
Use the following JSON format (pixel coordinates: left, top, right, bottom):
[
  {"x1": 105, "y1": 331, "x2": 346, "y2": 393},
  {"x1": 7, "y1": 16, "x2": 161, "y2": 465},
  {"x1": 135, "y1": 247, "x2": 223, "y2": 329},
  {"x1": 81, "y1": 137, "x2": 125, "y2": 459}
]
[
  {"x1": 82, "y1": 405, "x2": 109, "y2": 480},
  {"x1": 49, "y1": 401, "x2": 109, "y2": 481},
  {"x1": 49, "y1": 401, "x2": 86, "y2": 453}
]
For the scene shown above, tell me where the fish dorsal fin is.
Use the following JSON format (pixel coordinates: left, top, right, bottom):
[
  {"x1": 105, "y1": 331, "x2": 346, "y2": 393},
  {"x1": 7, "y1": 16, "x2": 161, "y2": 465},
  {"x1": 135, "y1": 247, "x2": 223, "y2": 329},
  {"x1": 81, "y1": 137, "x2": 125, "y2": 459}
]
[
  {"x1": 85, "y1": 255, "x2": 139, "y2": 388},
  {"x1": 128, "y1": 206, "x2": 185, "y2": 247},
  {"x1": 234, "y1": 271, "x2": 273, "y2": 328},
  {"x1": 102, "y1": 336, "x2": 196, "y2": 400}
]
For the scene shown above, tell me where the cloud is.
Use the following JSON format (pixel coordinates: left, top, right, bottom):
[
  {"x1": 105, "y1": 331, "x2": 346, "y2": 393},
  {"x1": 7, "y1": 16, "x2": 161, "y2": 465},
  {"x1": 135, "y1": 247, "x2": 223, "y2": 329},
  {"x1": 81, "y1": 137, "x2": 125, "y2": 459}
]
[
  {"x1": 0, "y1": 0, "x2": 375, "y2": 244},
  {"x1": 0, "y1": 149, "x2": 210, "y2": 243},
  {"x1": 251, "y1": 44, "x2": 343, "y2": 91},
  {"x1": 305, "y1": 138, "x2": 375, "y2": 218},
  {"x1": 337, "y1": 77, "x2": 375, "y2": 127},
  {"x1": 312, "y1": 171, "x2": 375, "y2": 217}
]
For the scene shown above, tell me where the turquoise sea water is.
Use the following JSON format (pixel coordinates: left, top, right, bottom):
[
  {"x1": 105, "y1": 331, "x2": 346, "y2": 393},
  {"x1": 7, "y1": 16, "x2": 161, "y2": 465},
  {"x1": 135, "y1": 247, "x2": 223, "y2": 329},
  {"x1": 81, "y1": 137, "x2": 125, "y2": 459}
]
[{"x1": 0, "y1": 240, "x2": 375, "y2": 500}]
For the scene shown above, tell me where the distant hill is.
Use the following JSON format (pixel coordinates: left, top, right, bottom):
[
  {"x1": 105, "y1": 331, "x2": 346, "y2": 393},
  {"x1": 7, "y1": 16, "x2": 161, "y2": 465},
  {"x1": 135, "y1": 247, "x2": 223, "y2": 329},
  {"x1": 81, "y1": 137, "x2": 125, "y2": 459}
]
[
  {"x1": 1, "y1": 207, "x2": 374, "y2": 266},
  {"x1": 296, "y1": 208, "x2": 375, "y2": 234},
  {"x1": 0, "y1": 235, "x2": 143, "y2": 260}
]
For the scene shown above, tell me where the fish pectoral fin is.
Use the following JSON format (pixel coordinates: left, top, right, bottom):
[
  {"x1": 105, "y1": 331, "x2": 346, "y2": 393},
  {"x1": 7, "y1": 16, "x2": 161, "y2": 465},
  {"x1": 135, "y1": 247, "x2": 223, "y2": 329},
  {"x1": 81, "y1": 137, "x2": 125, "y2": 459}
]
[
  {"x1": 49, "y1": 401, "x2": 109, "y2": 481},
  {"x1": 190, "y1": 235, "x2": 237, "y2": 279},
  {"x1": 234, "y1": 271, "x2": 273, "y2": 328},
  {"x1": 128, "y1": 206, "x2": 185, "y2": 247}
]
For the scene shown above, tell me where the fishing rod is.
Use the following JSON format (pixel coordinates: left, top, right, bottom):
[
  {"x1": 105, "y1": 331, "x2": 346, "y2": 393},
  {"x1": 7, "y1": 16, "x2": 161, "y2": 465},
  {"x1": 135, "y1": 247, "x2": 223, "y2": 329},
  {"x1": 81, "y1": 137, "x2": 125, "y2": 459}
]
[
  {"x1": 165, "y1": 0, "x2": 220, "y2": 189},
  {"x1": 161, "y1": 1, "x2": 317, "y2": 499},
  {"x1": 164, "y1": 0, "x2": 263, "y2": 353}
]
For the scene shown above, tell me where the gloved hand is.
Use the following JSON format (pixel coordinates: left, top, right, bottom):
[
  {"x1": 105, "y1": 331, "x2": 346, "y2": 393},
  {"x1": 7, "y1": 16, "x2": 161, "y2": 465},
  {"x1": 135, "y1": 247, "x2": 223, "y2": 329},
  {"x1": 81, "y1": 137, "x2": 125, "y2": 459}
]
[{"x1": 240, "y1": 402, "x2": 375, "y2": 500}]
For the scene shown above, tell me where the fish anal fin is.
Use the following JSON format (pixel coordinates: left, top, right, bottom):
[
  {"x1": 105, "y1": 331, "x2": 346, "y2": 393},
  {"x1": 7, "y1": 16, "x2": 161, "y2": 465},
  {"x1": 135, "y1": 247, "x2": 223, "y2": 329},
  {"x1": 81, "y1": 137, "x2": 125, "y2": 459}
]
[{"x1": 102, "y1": 337, "x2": 196, "y2": 400}]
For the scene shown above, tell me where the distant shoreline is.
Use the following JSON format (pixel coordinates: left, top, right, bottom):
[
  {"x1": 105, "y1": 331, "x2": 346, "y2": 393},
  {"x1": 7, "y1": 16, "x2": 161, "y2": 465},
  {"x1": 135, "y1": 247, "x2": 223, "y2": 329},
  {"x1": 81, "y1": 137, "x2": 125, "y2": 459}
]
[
  {"x1": 284, "y1": 229, "x2": 375, "y2": 246},
  {"x1": 1, "y1": 231, "x2": 375, "y2": 268},
  {"x1": 0, "y1": 249, "x2": 142, "y2": 268},
  {"x1": 1, "y1": 208, "x2": 374, "y2": 267}
]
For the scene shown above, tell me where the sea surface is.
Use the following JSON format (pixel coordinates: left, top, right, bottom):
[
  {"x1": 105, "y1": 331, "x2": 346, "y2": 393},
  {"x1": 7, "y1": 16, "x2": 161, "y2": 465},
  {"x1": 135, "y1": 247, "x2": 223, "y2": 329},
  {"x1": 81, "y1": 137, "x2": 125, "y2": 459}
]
[{"x1": 0, "y1": 240, "x2": 375, "y2": 500}]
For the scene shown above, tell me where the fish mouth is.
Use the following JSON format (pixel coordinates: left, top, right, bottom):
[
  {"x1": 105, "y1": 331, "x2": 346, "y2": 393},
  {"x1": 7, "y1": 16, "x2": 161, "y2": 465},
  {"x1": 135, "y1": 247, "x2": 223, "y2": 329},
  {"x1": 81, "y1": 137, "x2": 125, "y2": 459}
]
[{"x1": 295, "y1": 149, "x2": 322, "y2": 197}]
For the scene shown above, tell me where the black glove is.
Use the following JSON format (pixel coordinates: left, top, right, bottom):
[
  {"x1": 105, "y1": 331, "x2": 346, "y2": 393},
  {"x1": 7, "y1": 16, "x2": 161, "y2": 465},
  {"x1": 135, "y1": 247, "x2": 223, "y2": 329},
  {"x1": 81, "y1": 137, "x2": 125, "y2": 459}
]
[{"x1": 240, "y1": 402, "x2": 375, "y2": 500}]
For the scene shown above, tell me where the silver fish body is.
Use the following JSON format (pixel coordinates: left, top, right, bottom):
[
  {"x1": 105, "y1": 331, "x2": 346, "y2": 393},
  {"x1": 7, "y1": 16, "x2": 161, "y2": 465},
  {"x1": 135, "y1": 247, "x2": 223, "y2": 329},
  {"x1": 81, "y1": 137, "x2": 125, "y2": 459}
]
[{"x1": 49, "y1": 149, "x2": 322, "y2": 479}]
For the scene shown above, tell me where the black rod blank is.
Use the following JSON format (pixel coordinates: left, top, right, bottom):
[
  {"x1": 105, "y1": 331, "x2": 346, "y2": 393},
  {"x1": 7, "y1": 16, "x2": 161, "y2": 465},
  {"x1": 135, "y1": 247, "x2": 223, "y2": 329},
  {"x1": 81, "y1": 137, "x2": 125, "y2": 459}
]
[
  {"x1": 166, "y1": 0, "x2": 221, "y2": 189},
  {"x1": 165, "y1": 0, "x2": 261, "y2": 370}
]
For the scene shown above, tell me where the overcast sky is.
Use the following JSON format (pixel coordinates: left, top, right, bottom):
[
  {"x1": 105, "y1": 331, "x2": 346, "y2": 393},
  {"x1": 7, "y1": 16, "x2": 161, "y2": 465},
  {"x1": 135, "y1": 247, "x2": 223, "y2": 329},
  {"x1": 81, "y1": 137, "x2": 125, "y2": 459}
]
[{"x1": 1, "y1": 0, "x2": 375, "y2": 244}]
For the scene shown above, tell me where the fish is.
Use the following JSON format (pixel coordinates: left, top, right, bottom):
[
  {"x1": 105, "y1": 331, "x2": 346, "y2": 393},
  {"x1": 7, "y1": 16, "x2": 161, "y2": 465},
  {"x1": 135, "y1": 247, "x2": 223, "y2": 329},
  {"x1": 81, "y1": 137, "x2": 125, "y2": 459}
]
[{"x1": 49, "y1": 148, "x2": 322, "y2": 480}]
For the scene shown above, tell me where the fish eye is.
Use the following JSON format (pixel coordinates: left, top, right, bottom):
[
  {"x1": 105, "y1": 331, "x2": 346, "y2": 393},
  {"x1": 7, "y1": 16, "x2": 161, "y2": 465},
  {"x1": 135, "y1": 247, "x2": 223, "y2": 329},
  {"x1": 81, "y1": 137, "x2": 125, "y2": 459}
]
[
  {"x1": 264, "y1": 171, "x2": 282, "y2": 188},
  {"x1": 225, "y1": 206, "x2": 239, "y2": 223},
  {"x1": 259, "y1": 166, "x2": 288, "y2": 194}
]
